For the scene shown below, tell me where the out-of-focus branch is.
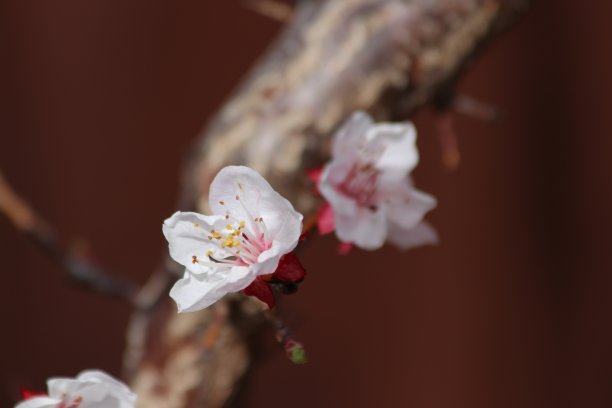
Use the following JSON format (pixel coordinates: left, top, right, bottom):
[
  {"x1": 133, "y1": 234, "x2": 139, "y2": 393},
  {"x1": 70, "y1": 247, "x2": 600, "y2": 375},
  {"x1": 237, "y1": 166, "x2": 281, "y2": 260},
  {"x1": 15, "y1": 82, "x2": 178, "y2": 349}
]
[
  {"x1": 0, "y1": 171, "x2": 137, "y2": 301},
  {"x1": 126, "y1": 1, "x2": 532, "y2": 407},
  {"x1": 265, "y1": 310, "x2": 307, "y2": 364},
  {"x1": 245, "y1": 0, "x2": 293, "y2": 23}
]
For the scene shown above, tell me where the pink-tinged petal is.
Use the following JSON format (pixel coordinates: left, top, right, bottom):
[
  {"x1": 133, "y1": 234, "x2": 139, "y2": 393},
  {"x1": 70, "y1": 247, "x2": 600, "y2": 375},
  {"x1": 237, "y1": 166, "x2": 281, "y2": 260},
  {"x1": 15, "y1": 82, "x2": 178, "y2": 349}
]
[
  {"x1": 15, "y1": 396, "x2": 60, "y2": 408},
  {"x1": 169, "y1": 266, "x2": 253, "y2": 313},
  {"x1": 386, "y1": 187, "x2": 437, "y2": 229},
  {"x1": 368, "y1": 122, "x2": 419, "y2": 181},
  {"x1": 46, "y1": 378, "x2": 86, "y2": 399},
  {"x1": 253, "y1": 241, "x2": 284, "y2": 277},
  {"x1": 335, "y1": 208, "x2": 387, "y2": 250},
  {"x1": 332, "y1": 111, "x2": 373, "y2": 158},
  {"x1": 242, "y1": 278, "x2": 275, "y2": 309},
  {"x1": 272, "y1": 252, "x2": 306, "y2": 283},
  {"x1": 336, "y1": 242, "x2": 354, "y2": 255},
  {"x1": 208, "y1": 166, "x2": 303, "y2": 252},
  {"x1": 317, "y1": 202, "x2": 335, "y2": 235},
  {"x1": 388, "y1": 221, "x2": 438, "y2": 250},
  {"x1": 318, "y1": 162, "x2": 359, "y2": 218},
  {"x1": 45, "y1": 370, "x2": 136, "y2": 408},
  {"x1": 162, "y1": 211, "x2": 230, "y2": 274}
]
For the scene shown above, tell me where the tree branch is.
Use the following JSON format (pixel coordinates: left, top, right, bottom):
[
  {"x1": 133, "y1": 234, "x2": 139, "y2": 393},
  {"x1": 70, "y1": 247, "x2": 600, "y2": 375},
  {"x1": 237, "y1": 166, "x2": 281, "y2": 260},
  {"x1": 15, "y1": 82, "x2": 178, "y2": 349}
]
[{"x1": 0, "y1": 171, "x2": 137, "y2": 301}]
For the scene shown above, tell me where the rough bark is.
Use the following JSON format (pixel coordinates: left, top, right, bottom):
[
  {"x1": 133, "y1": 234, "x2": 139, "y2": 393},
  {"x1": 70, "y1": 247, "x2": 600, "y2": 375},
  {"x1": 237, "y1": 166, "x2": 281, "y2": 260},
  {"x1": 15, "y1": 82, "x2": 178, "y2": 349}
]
[{"x1": 124, "y1": 0, "x2": 531, "y2": 406}]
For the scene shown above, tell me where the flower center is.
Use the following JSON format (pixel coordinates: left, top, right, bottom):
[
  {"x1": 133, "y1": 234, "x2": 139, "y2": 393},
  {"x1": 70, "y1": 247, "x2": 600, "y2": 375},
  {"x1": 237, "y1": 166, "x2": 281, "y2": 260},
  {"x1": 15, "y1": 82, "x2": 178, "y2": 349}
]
[
  {"x1": 193, "y1": 194, "x2": 273, "y2": 269},
  {"x1": 338, "y1": 162, "x2": 380, "y2": 209}
]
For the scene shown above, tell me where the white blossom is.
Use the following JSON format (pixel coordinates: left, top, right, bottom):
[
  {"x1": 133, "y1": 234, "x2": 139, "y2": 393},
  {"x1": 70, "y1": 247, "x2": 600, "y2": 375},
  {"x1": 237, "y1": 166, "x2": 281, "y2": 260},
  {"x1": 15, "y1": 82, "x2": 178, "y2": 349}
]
[
  {"x1": 164, "y1": 166, "x2": 303, "y2": 312},
  {"x1": 318, "y1": 111, "x2": 437, "y2": 250},
  {"x1": 15, "y1": 370, "x2": 136, "y2": 408}
]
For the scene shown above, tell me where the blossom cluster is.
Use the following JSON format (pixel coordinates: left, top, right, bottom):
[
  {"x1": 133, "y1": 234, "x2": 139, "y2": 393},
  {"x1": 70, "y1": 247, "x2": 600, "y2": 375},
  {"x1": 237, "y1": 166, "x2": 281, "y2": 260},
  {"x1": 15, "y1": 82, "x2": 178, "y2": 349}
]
[{"x1": 163, "y1": 111, "x2": 436, "y2": 313}]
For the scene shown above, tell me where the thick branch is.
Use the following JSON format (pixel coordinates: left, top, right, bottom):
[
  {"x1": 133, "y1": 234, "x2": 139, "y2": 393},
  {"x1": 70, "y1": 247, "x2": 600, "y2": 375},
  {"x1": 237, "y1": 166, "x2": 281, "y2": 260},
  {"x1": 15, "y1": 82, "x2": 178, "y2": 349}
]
[{"x1": 126, "y1": 1, "x2": 531, "y2": 407}]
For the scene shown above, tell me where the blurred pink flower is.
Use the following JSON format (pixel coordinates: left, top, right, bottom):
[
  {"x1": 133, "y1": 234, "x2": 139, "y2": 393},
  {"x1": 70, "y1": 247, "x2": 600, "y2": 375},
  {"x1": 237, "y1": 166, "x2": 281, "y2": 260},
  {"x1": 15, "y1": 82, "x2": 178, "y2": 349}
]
[{"x1": 317, "y1": 111, "x2": 437, "y2": 250}]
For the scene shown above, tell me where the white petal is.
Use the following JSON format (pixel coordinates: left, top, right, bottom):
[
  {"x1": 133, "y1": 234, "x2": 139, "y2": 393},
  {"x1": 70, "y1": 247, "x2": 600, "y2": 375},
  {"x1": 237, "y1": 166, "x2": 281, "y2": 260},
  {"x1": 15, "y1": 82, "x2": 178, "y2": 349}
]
[
  {"x1": 368, "y1": 122, "x2": 418, "y2": 181},
  {"x1": 388, "y1": 221, "x2": 438, "y2": 250},
  {"x1": 335, "y1": 208, "x2": 388, "y2": 250},
  {"x1": 332, "y1": 111, "x2": 373, "y2": 158},
  {"x1": 47, "y1": 378, "x2": 86, "y2": 399},
  {"x1": 162, "y1": 211, "x2": 231, "y2": 274},
  {"x1": 169, "y1": 267, "x2": 253, "y2": 313},
  {"x1": 386, "y1": 187, "x2": 437, "y2": 229},
  {"x1": 208, "y1": 166, "x2": 303, "y2": 247},
  {"x1": 75, "y1": 371, "x2": 136, "y2": 407},
  {"x1": 318, "y1": 162, "x2": 359, "y2": 218},
  {"x1": 15, "y1": 397, "x2": 61, "y2": 408},
  {"x1": 252, "y1": 241, "x2": 284, "y2": 277}
]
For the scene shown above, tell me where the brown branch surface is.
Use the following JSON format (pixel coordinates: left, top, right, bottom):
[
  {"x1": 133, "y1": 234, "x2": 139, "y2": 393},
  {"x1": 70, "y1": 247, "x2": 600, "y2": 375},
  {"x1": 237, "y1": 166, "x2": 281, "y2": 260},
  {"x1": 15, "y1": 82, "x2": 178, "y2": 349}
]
[{"x1": 126, "y1": 0, "x2": 531, "y2": 406}]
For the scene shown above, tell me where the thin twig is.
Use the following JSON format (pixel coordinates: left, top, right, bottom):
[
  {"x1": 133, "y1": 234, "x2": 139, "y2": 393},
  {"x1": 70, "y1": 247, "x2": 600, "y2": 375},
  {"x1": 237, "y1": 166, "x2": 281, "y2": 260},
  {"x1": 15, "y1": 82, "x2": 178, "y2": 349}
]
[
  {"x1": 0, "y1": 171, "x2": 137, "y2": 302},
  {"x1": 264, "y1": 310, "x2": 307, "y2": 364}
]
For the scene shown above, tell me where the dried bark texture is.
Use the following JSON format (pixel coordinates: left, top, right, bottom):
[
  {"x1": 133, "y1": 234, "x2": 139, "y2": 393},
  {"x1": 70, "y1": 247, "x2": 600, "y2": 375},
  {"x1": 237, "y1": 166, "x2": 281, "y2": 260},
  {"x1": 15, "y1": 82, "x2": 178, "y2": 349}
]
[{"x1": 125, "y1": 0, "x2": 531, "y2": 406}]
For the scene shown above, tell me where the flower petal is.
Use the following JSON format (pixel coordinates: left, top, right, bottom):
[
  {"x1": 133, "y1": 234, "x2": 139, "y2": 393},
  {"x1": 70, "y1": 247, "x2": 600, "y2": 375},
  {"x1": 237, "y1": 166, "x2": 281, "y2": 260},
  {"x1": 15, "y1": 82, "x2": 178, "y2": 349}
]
[
  {"x1": 163, "y1": 212, "x2": 231, "y2": 274},
  {"x1": 368, "y1": 122, "x2": 418, "y2": 181},
  {"x1": 169, "y1": 266, "x2": 253, "y2": 313},
  {"x1": 208, "y1": 166, "x2": 303, "y2": 251},
  {"x1": 386, "y1": 186, "x2": 437, "y2": 229},
  {"x1": 332, "y1": 111, "x2": 373, "y2": 158},
  {"x1": 253, "y1": 240, "x2": 284, "y2": 277},
  {"x1": 335, "y1": 207, "x2": 388, "y2": 250},
  {"x1": 15, "y1": 397, "x2": 60, "y2": 408},
  {"x1": 75, "y1": 370, "x2": 136, "y2": 406},
  {"x1": 388, "y1": 221, "x2": 438, "y2": 250},
  {"x1": 318, "y1": 162, "x2": 359, "y2": 218}
]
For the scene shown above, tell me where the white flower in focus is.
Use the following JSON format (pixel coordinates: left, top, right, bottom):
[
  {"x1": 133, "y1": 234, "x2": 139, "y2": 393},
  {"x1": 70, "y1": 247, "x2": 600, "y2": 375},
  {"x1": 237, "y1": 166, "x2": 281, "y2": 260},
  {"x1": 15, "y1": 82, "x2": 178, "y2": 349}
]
[
  {"x1": 15, "y1": 370, "x2": 136, "y2": 408},
  {"x1": 164, "y1": 166, "x2": 304, "y2": 312},
  {"x1": 318, "y1": 111, "x2": 437, "y2": 250}
]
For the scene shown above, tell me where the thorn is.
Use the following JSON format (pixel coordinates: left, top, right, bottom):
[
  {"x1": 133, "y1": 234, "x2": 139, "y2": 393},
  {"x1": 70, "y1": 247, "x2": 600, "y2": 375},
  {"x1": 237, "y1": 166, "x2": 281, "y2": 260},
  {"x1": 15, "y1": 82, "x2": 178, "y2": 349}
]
[
  {"x1": 435, "y1": 110, "x2": 461, "y2": 171},
  {"x1": 244, "y1": 0, "x2": 293, "y2": 23}
]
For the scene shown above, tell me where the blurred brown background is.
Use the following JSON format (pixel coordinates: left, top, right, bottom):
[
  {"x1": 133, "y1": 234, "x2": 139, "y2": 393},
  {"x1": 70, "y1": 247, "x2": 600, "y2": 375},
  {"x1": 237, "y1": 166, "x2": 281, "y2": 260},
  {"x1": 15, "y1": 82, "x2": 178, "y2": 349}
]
[{"x1": 1, "y1": 1, "x2": 611, "y2": 407}]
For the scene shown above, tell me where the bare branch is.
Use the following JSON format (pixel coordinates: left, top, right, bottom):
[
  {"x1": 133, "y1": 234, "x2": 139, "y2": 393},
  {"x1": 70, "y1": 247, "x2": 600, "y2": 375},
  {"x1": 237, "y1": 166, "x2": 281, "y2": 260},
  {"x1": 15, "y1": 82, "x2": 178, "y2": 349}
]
[{"x1": 0, "y1": 171, "x2": 137, "y2": 301}]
